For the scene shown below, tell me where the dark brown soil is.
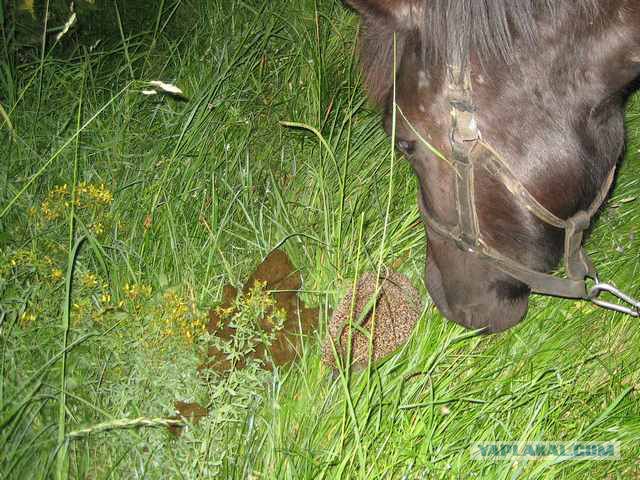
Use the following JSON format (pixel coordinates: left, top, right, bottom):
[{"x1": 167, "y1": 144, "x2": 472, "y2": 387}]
[
  {"x1": 168, "y1": 401, "x2": 209, "y2": 436},
  {"x1": 172, "y1": 250, "x2": 319, "y2": 434},
  {"x1": 201, "y1": 249, "x2": 319, "y2": 373}
]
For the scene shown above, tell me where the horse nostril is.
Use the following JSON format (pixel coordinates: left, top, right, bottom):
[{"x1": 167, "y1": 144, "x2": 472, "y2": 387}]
[{"x1": 397, "y1": 139, "x2": 415, "y2": 155}]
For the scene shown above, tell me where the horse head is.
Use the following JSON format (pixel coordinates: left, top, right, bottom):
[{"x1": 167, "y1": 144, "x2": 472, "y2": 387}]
[{"x1": 346, "y1": 0, "x2": 640, "y2": 331}]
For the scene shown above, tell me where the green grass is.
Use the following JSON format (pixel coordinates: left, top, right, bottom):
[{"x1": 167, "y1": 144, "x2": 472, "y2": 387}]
[{"x1": 1, "y1": 0, "x2": 640, "y2": 478}]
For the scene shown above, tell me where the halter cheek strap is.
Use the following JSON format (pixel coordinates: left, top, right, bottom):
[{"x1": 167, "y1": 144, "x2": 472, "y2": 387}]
[{"x1": 419, "y1": 62, "x2": 640, "y2": 316}]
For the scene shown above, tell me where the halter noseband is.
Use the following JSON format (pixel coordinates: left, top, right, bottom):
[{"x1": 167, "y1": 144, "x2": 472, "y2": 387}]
[{"x1": 419, "y1": 62, "x2": 640, "y2": 316}]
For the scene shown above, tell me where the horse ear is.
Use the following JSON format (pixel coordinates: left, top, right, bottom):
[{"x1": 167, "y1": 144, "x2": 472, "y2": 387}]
[
  {"x1": 345, "y1": 0, "x2": 421, "y2": 27},
  {"x1": 346, "y1": 0, "x2": 421, "y2": 105}
]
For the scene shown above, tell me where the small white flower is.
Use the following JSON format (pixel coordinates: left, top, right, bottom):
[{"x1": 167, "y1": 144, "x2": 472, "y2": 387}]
[
  {"x1": 148, "y1": 80, "x2": 185, "y2": 96},
  {"x1": 55, "y1": 12, "x2": 77, "y2": 42}
]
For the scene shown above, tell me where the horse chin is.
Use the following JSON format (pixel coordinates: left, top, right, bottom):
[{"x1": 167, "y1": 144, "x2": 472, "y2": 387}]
[{"x1": 426, "y1": 245, "x2": 530, "y2": 333}]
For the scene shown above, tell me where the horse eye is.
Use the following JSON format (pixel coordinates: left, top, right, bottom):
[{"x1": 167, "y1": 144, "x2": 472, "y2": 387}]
[{"x1": 397, "y1": 139, "x2": 415, "y2": 155}]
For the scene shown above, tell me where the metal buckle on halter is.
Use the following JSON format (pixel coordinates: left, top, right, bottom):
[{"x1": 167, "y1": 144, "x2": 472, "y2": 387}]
[
  {"x1": 587, "y1": 277, "x2": 640, "y2": 317},
  {"x1": 440, "y1": 64, "x2": 639, "y2": 318},
  {"x1": 455, "y1": 233, "x2": 477, "y2": 253}
]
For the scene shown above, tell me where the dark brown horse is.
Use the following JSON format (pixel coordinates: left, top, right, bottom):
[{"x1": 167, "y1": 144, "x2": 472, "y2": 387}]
[{"x1": 345, "y1": 0, "x2": 640, "y2": 332}]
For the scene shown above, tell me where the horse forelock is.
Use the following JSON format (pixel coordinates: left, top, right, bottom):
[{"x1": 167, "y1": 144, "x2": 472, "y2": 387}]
[
  {"x1": 419, "y1": 0, "x2": 601, "y2": 66},
  {"x1": 357, "y1": 0, "x2": 603, "y2": 103}
]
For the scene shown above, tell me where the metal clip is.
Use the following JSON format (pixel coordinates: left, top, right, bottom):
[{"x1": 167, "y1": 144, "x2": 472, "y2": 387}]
[
  {"x1": 587, "y1": 281, "x2": 640, "y2": 317},
  {"x1": 454, "y1": 232, "x2": 477, "y2": 254}
]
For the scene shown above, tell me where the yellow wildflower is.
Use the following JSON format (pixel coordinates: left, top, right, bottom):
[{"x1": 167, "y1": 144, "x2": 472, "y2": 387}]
[
  {"x1": 81, "y1": 272, "x2": 98, "y2": 288},
  {"x1": 51, "y1": 268, "x2": 64, "y2": 281},
  {"x1": 53, "y1": 184, "x2": 68, "y2": 195},
  {"x1": 41, "y1": 200, "x2": 59, "y2": 220},
  {"x1": 81, "y1": 182, "x2": 113, "y2": 204},
  {"x1": 20, "y1": 311, "x2": 36, "y2": 325},
  {"x1": 124, "y1": 282, "x2": 152, "y2": 301}
]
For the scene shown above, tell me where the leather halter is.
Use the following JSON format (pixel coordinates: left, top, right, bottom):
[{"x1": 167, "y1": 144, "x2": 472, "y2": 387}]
[{"x1": 420, "y1": 62, "x2": 617, "y2": 301}]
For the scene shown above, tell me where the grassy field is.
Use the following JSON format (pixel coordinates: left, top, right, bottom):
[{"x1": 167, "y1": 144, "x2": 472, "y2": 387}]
[{"x1": 2, "y1": 0, "x2": 640, "y2": 478}]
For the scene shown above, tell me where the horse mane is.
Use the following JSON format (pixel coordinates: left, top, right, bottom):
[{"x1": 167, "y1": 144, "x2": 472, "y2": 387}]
[
  {"x1": 358, "y1": 0, "x2": 601, "y2": 103},
  {"x1": 420, "y1": 0, "x2": 600, "y2": 66}
]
